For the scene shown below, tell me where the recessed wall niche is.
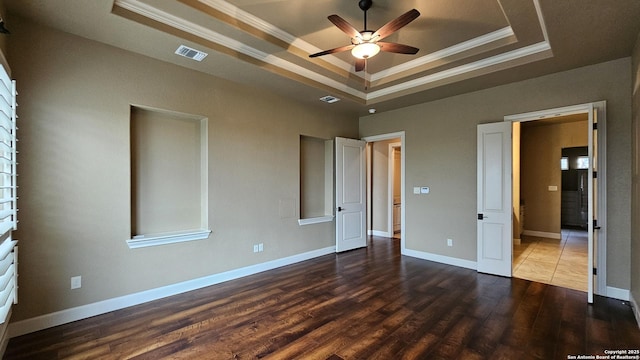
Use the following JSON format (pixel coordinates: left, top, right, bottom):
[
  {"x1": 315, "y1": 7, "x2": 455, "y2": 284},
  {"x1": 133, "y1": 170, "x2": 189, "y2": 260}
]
[
  {"x1": 299, "y1": 135, "x2": 334, "y2": 225},
  {"x1": 128, "y1": 105, "x2": 210, "y2": 248}
]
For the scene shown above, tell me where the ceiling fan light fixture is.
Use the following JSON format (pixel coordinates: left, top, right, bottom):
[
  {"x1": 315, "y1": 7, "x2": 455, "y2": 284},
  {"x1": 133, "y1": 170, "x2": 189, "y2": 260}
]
[
  {"x1": 308, "y1": 2, "x2": 420, "y2": 72},
  {"x1": 351, "y1": 42, "x2": 380, "y2": 59}
]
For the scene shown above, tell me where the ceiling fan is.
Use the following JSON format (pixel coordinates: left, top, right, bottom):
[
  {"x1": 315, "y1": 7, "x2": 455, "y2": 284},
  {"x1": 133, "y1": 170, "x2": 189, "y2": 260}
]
[{"x1": 309, "y1": 0, "x2": 420, "y2": 72}]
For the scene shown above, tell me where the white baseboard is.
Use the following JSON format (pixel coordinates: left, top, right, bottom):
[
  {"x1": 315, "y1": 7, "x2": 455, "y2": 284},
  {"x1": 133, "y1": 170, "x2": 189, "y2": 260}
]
[
  {"x1": 402, "y1": 248, "x2": 477, "y2": 270},
  {"x1": 9, "y1": 246, "x2": 336, "y2": 338},
  {"x1": 522, "y1": 230, "x2": 561, "y2": 239},
  {"x1": 606, "y1": 286, "x2": 630, "y2": 301},
  {"x1": 630, "y1": 293, "x2": 640, "y2": 329},
  {"x1": 368, "y1": 230, "x2": 391, "y2": 237}
]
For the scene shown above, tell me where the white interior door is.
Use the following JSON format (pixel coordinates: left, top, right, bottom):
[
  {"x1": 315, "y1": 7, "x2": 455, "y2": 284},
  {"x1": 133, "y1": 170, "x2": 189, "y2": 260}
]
[
  {"x1": 477, "y1": 122, "x2": 513, "y2": 277},
  {"x1": 335, "y1": 137, "x2": 367, "y2": 252}
]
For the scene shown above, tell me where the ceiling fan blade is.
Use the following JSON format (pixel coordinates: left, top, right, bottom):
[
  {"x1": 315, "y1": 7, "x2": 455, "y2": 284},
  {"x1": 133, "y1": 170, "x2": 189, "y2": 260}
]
[
  {"x1": 355, "y1": 58, "x2": 365, "y2": 72},
  {"x1": 328, "y1": 14, "x2": 361, "y2": 39},
  {"x1": 371, "y1": 9, "x2": 420, "y2": 41},
  {"x1": 309, "y1": 44, "x2": 355, "y2": 58},
  {"x1": 378, "y1": 42, "x2": 419, "y2": 55}
]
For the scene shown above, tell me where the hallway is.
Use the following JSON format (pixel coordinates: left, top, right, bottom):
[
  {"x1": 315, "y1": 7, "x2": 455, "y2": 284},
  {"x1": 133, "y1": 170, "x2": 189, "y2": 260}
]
[{"x1": 513, "y1": 229, "x2": 588, "y2": 291}]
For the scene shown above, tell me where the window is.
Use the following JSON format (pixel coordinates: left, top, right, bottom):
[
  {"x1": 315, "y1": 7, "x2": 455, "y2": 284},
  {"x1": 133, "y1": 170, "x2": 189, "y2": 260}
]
[
  {"x1": 299, "y1": 135, "x2": 333, "y2": 225},
  {"x1": 576, "y1": 156, "x2": 589, "y2": 169},
  {"x1": 127, "y1": 106, "x2": 210, "y2": 248},
  {"x1": 0, "y1": 64, "x2": 18, "y2": 324},
  {"x1": 560, "y1": 157, "x2": 569, "y2": 170}
]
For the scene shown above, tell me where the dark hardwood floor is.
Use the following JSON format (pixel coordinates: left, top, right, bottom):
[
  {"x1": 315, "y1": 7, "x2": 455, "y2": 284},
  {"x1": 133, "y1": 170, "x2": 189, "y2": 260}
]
[{"x1": 5, "y1": 237, "x2": 640, "y2": 359}]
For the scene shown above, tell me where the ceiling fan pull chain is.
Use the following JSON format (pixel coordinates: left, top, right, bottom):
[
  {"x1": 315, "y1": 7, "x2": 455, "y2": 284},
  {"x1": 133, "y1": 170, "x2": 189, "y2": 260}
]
[{"x1": 364, "y1": 67, "x2": 368, "y2": 90}]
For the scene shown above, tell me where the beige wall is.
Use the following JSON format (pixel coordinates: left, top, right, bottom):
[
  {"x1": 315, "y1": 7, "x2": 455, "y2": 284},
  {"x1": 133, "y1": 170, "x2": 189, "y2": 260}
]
[
  {"x1": 0, "y1": 0, "x2": 8, "y2": 73},
  {"x1": 360, "y1": 57, "x2": 633, "y2": 290},
  {"x1": 520, "y1": 120, "x2": 588, "y2": 234},
  {"x1": 631, "y1": 31, "x2": 640, "y2": 314},
  {"x1": 8, "y1": 18, "x2": 358, "y2": 322}
]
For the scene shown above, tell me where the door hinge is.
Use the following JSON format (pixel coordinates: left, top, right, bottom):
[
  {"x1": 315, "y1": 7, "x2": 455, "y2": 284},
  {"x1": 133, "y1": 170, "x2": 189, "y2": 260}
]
[
  {"x1": 593, "y1": 219, "x2": 601, "y2": 230},
  {"x1": 593, "y1": 268, "x2": 597, "y2": 275},
  {"x1": 593, "y1": 171, "x2": 597, "y2": 178},
  {"x1": 593, "y1": 123, "x2": 598, "y2": 130}
]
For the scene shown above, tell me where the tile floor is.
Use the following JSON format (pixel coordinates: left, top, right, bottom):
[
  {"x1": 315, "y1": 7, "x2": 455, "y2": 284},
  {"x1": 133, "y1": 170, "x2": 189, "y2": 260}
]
[{"x1": 513, "y1": 229, "x2": 588, "y2": 292}]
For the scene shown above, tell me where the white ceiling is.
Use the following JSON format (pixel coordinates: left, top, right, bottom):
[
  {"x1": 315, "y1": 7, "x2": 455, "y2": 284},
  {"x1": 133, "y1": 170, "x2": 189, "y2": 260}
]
[{"x1": 4, "y1": 0, "x2": 640, "y2": 116}]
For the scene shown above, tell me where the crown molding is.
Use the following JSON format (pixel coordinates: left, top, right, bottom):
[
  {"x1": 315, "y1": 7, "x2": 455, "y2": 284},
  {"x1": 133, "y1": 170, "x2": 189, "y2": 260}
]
[
  {"x1": 367, "y1": 41, "x2": 552, "y2": 101},
  {"x1": 370, "y1": 26, "x2": 515, "y2": 82},
  {"x1": 195, "y1": 0, "x2": 357, "y2": 75}
]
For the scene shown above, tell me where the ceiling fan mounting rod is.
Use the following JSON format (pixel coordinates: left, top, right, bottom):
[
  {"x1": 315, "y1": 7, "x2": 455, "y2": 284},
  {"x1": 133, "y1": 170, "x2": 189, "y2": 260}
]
[{"x1": 359, "y1": 0, "x2": 373, "y2": 31}]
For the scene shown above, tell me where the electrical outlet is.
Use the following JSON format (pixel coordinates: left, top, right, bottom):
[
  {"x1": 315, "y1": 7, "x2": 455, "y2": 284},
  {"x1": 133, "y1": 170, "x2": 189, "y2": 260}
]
[
  {"x1": 258, "y1": 243, "x2": 264, "y2": 252},
  {"x1": 71, "y1": 276, "x2": 82, "y2": 290},
  {"x1": 447, "y1": 238, "x2": 453, "y2": 247},
  {"x1": 253, "y1": 244, "x2": 259, "y2": 253}
]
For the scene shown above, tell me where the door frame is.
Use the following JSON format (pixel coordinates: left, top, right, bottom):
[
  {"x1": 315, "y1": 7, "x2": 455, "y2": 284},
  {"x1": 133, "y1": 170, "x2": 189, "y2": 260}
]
[
  {"x1": 362, "y1": 132, "x2": 406, "y2": 251},
  {"x1": 504, "y1": 101, "x2": 607, "y2": 301}
]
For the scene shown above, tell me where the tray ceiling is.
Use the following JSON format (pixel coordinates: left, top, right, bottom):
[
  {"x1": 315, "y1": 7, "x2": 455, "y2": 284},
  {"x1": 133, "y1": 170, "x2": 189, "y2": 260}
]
[
  {"x1": 113, "y1": 0, "x2": 552, "y2": 105},
  {"x1": 5, "y1": 0, "x2": 640, "y2": 115}
]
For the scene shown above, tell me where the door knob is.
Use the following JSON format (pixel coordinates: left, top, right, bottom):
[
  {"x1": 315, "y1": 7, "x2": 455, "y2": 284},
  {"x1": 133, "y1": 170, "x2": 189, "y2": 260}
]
[{"x1": 337, "y1": 206, "x2": 343, "y2": 212}]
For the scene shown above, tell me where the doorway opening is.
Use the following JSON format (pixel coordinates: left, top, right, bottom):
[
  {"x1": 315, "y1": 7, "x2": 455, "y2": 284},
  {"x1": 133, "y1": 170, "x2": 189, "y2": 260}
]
[
  {"x1": 561, "y1": 146, "x2": 589, "y2": 229},
  {"x1": 362, "y1": 132, "x2": 405, "y2": 249},
  {"x1": 505, "y1": 101, "x2": 607, "y2": 303},
  {"x1": 512, "y1": 115, "x2": 589, "y2": 292},
  {"x1": 390, "y1": 144, "x2": 402, "y2": 240}
]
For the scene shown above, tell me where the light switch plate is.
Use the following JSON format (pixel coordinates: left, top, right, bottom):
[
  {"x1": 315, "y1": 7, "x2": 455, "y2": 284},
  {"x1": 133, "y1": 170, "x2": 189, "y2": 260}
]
[
  {"x1": 548, "y1": 185, "x2": 558, "y2": 191},
  {"x1": 420, "y1": 187, "x2": 430, "y2": 194},
  {"x1": 413, "y1": 187, "x2": 420, "y2": 194}
]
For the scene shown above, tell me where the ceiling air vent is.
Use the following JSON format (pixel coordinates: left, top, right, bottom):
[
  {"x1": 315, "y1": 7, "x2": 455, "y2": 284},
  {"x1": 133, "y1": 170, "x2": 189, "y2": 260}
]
[
  {"x1": 175, "y1": 45, "x2": 208, "y2": 62},
  {"x1": 319, "y1": 95, "x2": 340, "y2": 104}
]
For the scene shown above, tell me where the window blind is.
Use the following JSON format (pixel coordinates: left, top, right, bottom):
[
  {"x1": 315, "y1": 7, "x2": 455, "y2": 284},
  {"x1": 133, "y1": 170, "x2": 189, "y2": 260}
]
[{"x1": 0, "y1": 64, "x2": 17, "y2": 325}]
